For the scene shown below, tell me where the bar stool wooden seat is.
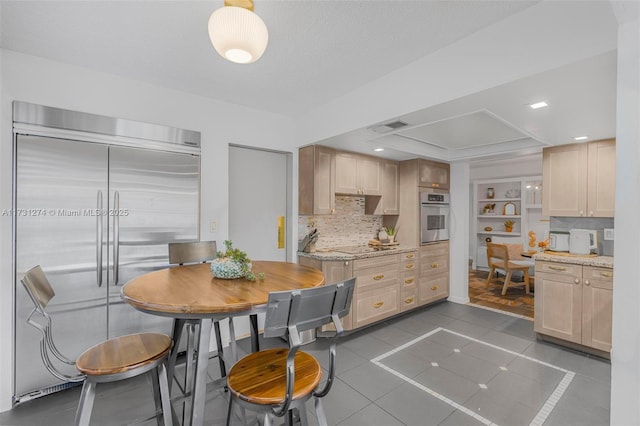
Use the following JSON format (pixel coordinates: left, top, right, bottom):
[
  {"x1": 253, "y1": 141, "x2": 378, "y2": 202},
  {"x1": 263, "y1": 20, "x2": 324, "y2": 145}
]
[
  {"x1": 21, "y1": 265, "x2": 173, "y2": 426},
  {"x1": 226, "y1": 278, "x2": 355, "y2": 426}
]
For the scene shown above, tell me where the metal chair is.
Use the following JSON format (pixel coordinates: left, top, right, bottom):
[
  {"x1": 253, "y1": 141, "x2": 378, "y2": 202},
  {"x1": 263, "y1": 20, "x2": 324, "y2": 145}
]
[
  {"x1": 167, "y1": 241, "x2": 237, "y2": 395},
  {"x1": 21, "y1": 265, "x2": 173, "y2": 426},
  {"x1": 225, "y1": 278, "x2": 356, "y2": 426},
  {"x1": 486, "y1": 242, "x2": 533, "y2": 295}
]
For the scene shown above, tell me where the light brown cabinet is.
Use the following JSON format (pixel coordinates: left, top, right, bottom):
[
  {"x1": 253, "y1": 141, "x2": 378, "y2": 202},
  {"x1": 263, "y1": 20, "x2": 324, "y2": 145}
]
[
  {"x1": 542, "y1": 139, "x2": 615, "y2": 217},
  {"x1": 397, "y1": 159, "x2": 450, "y2": 246},
  {"x1": 419, "y1": 159, "x2": 450, "y2": 190},
  {"x1": 418, "y1": 242, "x2": 449, "y2": 305},
  {"x1": 298, "y1": 145, "x2": 335, "y2": 215},
  {"x1": 534, "y1": 260, "x2": 612, "y2": 354},
  {"x1": 374, "y1": 160, "x2": 399, "y2": 215},
  {"x1": 298, "y1": 250, "x2": 425, "y2": 330},
  {"x1": 335, "y1": 152, "x2": 382, "y2": 196}
]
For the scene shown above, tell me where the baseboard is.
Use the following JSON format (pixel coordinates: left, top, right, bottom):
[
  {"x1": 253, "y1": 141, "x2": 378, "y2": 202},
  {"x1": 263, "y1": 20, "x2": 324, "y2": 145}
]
[{"x1": 447, "y1": 295, "x2": 470, "y2": 304}]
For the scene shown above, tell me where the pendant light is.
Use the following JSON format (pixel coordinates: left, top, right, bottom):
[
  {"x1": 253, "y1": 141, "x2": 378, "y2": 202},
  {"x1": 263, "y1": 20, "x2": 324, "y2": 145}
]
[{"x1": 208, "y1": 0, "x2": 269, "y2": 64}]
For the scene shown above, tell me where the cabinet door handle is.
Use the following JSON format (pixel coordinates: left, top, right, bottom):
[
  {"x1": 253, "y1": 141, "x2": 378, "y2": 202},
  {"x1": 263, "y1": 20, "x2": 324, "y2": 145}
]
[
  {"x1": 432, "y1": 183, "x2": 439, "y2": 188},
  {"x1": 574, "y1": 278, "x2": 580, "y2": 285},
  {"x1": 405, "y1": 263, "x2": 415, "y2": 269},
  {"x1": 404, "y1": 297, "x2": 414, "y2": 304},
  {"x1": 431, "y1": 263, "x2": 439, "y2": 268},
  {"x1": 373, "y1": 301, "x2": 384, "y2": 308},
  {"x1": 600, "y1": 271, "x2": 613, "y2": 278},
  {"x1": 579, "y1": 210, "x2": 584, "y2": 216},
  {"x1": 549, "y1": 265, "x2": 567, "y2": 271},
  {"x1": 373, "y1": 275, "x2": 385, "y2": 281},
  {"x1": 584, "y1": 279, "x2": 590, "y2": 286},
  {"x1": 404, "y1": 278, "x2": 414, "y2": 284},
  {"x1": 405, "y1": 254, "x2": 415, "y2": 259},
  {"x1": 589, "y1": 211, "x2": 594, "y2": 217},
  {"x1": 431, "y1": 285, "x2": 439, "y2": 291}
]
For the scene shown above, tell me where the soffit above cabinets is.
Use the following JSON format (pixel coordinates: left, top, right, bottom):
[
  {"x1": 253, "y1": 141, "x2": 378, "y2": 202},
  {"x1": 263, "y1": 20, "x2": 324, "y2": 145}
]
[{"x1": 394, "y1": 110, "x2": 532, "y2": 151}]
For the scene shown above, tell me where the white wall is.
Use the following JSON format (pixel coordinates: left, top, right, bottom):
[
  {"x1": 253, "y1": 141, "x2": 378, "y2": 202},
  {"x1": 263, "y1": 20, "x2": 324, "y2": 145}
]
[
  {"x1": 610, "y1": 3, "x2": 640, "y2": 424},
  {"x1": 0, "y1": 49, "x2": 295, "y2": 411}
]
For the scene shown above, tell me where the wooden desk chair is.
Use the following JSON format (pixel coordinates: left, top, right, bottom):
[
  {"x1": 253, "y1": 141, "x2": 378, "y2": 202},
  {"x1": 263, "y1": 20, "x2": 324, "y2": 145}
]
[
  {"x1": 167, "y1": 241, "x2": 236, "y2": 393},
  {"x1": 486, "y1": 243, "x2": 532, "y2": 295},
  {"x1": 21, "y1": 265, "x2": 173, "y2": 426},
  {"x1": 225, "y1": 278, "x2": 356, "y2": 426}
]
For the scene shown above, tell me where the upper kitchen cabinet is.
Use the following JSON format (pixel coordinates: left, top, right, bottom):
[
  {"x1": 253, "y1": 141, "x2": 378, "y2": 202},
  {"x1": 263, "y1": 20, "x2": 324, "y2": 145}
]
[
  {"x1": 419, "y1": 159, "x2": 450, "y2": 189},
  {"x1": 373, "y1": 160, "x2": 400, "y2": 215},
  {"x1": 542, "y1": 139, "x2": 615, "y2": 217},
  {"x1": 335, "y1": 152, "x2": 382, "y2": 196},
  {"x1": 299, "y1": 145, "x2": 335, "y2": 215}
]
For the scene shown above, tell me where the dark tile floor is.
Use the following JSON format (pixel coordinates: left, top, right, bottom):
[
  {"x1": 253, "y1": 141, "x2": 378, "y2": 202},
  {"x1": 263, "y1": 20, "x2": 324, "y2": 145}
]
[{"x1": 0, "y1": 302, "x2": 611, "y2": 426}]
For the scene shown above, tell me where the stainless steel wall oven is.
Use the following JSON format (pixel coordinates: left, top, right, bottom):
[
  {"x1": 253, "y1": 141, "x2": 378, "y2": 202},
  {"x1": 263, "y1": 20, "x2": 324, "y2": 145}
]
[{"x1": 420, "y1": 188, "x2": 450, "y2": 244}]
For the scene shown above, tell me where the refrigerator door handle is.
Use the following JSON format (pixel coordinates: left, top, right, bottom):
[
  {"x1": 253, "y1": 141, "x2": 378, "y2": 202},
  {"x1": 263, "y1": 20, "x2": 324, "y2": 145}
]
[
  {"x1": 97, "y1": 190, "x2": 103, "y2": 287},
  {"x1": 113, "y1": 191, "x2": 120, "y2": 285}
]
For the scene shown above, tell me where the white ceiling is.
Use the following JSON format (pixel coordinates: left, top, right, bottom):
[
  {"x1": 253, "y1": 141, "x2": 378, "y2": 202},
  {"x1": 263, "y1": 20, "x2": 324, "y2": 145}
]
[{"x1": 0, "y1": 0, "x2": 619, "y2": 162}]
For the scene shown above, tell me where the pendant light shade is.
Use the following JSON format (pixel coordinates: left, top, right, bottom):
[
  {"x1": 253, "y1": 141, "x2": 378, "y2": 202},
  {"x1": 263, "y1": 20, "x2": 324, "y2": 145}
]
[{"x1": 208, "y1": 1, "x2": 268, "y2": 64}]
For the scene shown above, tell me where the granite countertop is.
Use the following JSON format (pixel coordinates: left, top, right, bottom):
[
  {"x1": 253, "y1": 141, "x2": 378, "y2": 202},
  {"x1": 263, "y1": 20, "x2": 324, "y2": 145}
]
[
  {"x1": 297, "y1": 245, "x2": 419, "y2": 261},
  {"x1": 532, "y1": 251, "x2": 614, "y2": 268}
]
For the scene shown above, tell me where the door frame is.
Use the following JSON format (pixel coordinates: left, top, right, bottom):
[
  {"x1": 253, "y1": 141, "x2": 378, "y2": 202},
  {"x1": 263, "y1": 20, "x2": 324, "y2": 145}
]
[{"x1": 228, "y1": 144, "x2": 293, "y2": 262}]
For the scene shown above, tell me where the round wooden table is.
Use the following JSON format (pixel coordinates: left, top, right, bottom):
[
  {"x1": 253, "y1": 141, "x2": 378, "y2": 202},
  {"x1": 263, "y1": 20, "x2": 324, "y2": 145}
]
[{"x1": 121, "y1": 261, "x2": 324, "y2": 426}]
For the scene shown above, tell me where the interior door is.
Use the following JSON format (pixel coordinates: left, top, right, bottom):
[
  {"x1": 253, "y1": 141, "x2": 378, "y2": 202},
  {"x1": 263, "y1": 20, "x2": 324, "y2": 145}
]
[
  {"x1": 107, "y1": 146, "x2": 200, "y2": 338},
  {"x1": 229, "y1": 146, "x2": 290, "y2": 261},
  {"x1": 15, "y1": 135, "x2": 109, "y2": 396}
]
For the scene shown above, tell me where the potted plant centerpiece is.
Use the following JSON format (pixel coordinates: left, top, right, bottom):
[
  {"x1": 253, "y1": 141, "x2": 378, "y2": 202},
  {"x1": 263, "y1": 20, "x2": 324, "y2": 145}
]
[{"x1": 211, "y1": 240, "x2": 261, "y2": 280}]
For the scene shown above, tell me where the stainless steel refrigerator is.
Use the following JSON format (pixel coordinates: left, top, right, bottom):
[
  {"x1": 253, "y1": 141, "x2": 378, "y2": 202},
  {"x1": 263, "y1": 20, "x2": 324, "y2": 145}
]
[{"x1": 12, "y1": 102, "x2": 201, "y2": 403}]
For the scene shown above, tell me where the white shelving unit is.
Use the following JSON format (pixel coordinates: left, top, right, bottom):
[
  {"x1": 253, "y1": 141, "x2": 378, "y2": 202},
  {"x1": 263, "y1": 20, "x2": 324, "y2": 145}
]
[{"x1": 472, "y1": 176, "x2": 548, "y2": 269}]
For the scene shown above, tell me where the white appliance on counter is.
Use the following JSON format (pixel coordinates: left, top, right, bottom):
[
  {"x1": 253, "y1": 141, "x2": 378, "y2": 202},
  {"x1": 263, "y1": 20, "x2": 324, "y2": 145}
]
[
  {"x1": 569, "y1": 229, "x2": 598, "y2": 254},
  {"x1": 548, "y1": 231, "x2": 570, "y2": 252}
]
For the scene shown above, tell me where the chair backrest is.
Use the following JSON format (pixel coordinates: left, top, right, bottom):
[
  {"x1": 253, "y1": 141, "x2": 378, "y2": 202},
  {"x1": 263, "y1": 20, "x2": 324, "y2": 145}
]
[
  {"x1": 21, "y1": 265, "x2": 55, "y2": 314},
  {"x1": 168, "y1": 241, "x2": 217, "y2": 265},
  {"x1": 263, "y1": 278, "x2": 356, "y2": 340},
  {"x1": 486, "y1": 243, "x2": 509, "y2": 269}
]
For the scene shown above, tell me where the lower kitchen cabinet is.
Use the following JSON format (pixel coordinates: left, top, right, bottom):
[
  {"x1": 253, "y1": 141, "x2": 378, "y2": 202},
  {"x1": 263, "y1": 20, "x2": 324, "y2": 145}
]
[
  {"x1": 534, "y1": 260, "x2": 613, "y2": 354},
  {"x1": 419, "y1": 241, "x2": 449, "y2": 306},
  {"x1": 299, "y1": 248, "x2": 444, "y2": 331}
]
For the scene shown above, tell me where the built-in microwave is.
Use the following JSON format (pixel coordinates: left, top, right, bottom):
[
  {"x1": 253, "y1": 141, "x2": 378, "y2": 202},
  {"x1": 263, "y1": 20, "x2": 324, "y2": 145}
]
[{"x1": 420, "y1": 189, "x2": 450, "y2": 244}]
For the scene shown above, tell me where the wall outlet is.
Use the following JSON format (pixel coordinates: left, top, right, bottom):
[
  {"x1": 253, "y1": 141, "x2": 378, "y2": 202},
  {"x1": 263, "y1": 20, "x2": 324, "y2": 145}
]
[
  {"x1": 209, "y1": 220, "x2": 218, "y2": 233},
  {"x1": 604, "y1": 228, "x2": 614, "y2": 240}
]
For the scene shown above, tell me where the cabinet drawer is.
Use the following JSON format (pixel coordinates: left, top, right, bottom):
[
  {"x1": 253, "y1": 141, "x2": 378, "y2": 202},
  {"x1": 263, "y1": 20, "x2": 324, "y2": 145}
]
[
  {"x1": 401, "y1": 251, "x2": 418, "y2": 261},
  {"x1": 354, "y1": 284, "x2": 399, "y2": 328},
  {"x1": 420, "y1": 254, "x2": 448, "y2": 276},
  {"x1": 418, "y1": 273, "x2": 449, "y2": 305},
  {"x1": 400, "y1": 286, "x2": 417, "y2": 312},
  {"x1": 420, "y1": 242, "x2": 449, "y2": 257},
  {"x1": 401, "y1": 259, "x2": 417, "y2": 273},
  {"x1": 401, "y1": 275, "x2": 417, "y2": 286},
  {"x1": 354, "y1": 265, "x2": 398, "y2": 292},
  {"x1": 353, "y1": 254, "x2": 399, "y2": 271},
  {"x1": 583, "y1": 266, "x2": 613, "y2": 283},
  {"x1": 536, "y1": 261, "x2": 582, "y2": 277}
]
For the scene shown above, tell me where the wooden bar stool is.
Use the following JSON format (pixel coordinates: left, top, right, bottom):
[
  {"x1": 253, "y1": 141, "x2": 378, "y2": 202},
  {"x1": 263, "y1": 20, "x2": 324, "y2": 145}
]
[
  {"x1": 226, "y1": 278, "x2": 356, "y2": 426},
  {"x1": 21, "y1": 265, "x2": 173, "y2": 426}
]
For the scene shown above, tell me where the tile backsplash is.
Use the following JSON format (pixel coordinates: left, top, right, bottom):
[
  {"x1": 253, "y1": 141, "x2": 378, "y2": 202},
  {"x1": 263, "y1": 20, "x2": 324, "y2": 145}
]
[
  {"x1": 550, "y1": 216, "x2": 614, "y2": 256},
  {"x1": 298, "y1": 196, "x2": 383, "y2": 248}
]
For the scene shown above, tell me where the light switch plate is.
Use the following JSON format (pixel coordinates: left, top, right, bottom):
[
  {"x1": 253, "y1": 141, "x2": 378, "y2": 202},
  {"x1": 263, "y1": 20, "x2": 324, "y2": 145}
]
[
  {"x1": 604, "y1": 228, "x2": 614, "y2": 240},
  {"x1": 209, "y1": 220, "x2": 218, "y2": 233}
]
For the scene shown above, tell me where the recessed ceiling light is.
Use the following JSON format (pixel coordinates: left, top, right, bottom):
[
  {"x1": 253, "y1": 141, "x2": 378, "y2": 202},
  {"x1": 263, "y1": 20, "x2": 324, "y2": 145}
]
[
  {"x1": 373, "y1": 148, "x2": 384, "y2": 152},
  {"x1": 530, "y1": 101, "x2": 548, "y2": 109},
  {"x1": 574, "y1": 136, "x2": 588, "y2": 141}
]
